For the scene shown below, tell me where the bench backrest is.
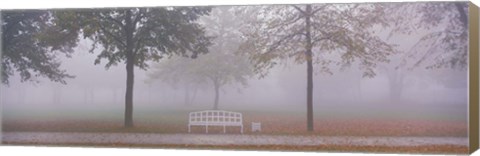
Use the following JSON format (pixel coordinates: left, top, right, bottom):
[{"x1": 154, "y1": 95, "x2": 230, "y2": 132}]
[{"x1": 189, "y1": 110, "x2": 242, "y2": 125}]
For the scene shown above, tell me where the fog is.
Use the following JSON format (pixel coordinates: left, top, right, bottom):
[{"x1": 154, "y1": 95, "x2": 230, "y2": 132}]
[
  {"x1": 1, "y1": 44, "x2": 467, "y2": 121},
  {"x1": 1, "y1": 5, "x2": 468, "y2": 123}
]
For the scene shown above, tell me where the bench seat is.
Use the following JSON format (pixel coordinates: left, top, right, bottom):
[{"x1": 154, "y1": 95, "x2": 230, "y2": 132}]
[{"x1": 188, "y1": 110, "x2": 243, "y2": 133}]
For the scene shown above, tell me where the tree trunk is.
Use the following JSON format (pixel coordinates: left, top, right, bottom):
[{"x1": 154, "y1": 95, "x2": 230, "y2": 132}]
[
  {"x1": 388, "y1": 69, "x2": 404, "y2": 104},
  {"x1": 213, "y1": 82, "x2": 220, "y2": 110},
  {"x1": 84, "y1": 87, "x2": 94, "y2": 105},
  {"x1": 53, "y1": 86, "x2": 58, "y2": 105},
  {"x1": 19, "y1": 86, "x2": 26, "y2": 105},
  {"x1": 148, "y1": 84, "x2": 152, "y2": 105},
  {"x1": 84, "y1": 88, "x2": 87, "y2": 105},
  {"x1": 190, "y1": 86, "x2": 198, "y2": 105},
  {"x1": 113, "y1": 88, "x2": 118, "y2": 104},
  {"x1": 184, "y1": 83, "x2": 191, "y2": 106},
  {"x1": 356, "y1": 73, "x2": 363, "y2": 101},
  {"x1": 124, "y1": 10, "x2": 134, "y2": 128},
  {"x1": 125, "y1": 58, "x2": 134, "y2": 128},
  {"x1": 89, "y1": 87, "x2": 94, "y2": 104},
  {"x1": 305, "y1": 5, "x2": 314, "y2": 132}
]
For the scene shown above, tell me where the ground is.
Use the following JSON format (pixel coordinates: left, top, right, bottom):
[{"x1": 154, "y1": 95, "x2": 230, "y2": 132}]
[
  {"x1": 1, "y1": 109, "x2": 469, "y2": 154},
  {"x1": 1, "y1": 132, "x2": 468, "y2": 154}
]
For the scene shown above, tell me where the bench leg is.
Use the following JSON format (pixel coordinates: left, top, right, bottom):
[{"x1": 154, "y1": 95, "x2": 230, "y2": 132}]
[{"x1": 223, "y1": 125, "x2": 226, "y2": 133}]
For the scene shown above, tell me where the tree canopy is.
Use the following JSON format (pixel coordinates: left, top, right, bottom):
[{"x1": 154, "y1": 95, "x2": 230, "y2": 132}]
[
  {"x1": 55, "y1": 7, "x2": 212, "y2": 69},
  {"x1": 240, "y1": 4, "x2": 395, "y2": 78},
  {"x1": 387, "y1": 2, "x2": 468, "y2": 70},
  {"x1": 1, "y1": 10, "x2": 78, "y2": 85}
]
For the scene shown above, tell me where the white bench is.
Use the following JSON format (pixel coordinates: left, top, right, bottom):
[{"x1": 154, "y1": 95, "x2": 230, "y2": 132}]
[{"x1": 188, "y1": 110, "x2": 243, "y2": 133}]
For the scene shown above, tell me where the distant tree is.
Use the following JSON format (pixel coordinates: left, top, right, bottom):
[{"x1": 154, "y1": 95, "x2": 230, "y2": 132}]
[
  {"x1": 239, "y1": 4, "x2": 395, "y2": 131},
  {"x1": 148, "y1": 51, "x2": 251, "y2": 110},
  {"x1": 388, "y1": 2, "x2": 468, "y2": 70},
  {"x1": 148, "y1": 7, "x2": 252, "y2": 110},
  {"x1": 380, "y1": 2, "x2": 468, "y2": 103},
  {"x1": 55, "y1": 7, "x2": 212, "y2": 127},
  {"x1": 146, "y1": 56, "x2": 205, "y2": 106},
  {"x1": 1, "y1": 10, "x2": 78, "y2": 85},
  {"x1": 377, "y1": 62, "x2": 405, "y2": 103}
]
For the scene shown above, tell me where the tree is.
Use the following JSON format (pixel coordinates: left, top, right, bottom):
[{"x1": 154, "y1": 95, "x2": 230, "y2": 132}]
[
  {"x1": 148, "y1": 7, "x2": 252, "y2": 110},
  {"x1": 239, "y1": 4, "x2": 395, "y2": 131},
  {"x1": 1, "y1": 10, "x2": 78, "y2": 85},
  {"x1": 388, "y1": 2, "x2": 468, "y2": 70},
  {"x1": 55, "y1": 7, "x2": 212, "y2": 127},
  {"x1": 148, "y1": 51, "x2": 251, "y2": 110},
  {"x1": 377, "y1": 2, "x2": 468, "y2": 103},
  {"x1": 146, "y1": 56, "x2": 206, "y2": 106}
]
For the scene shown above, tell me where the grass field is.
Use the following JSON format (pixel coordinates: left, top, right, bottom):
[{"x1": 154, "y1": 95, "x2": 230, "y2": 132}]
[
  {"x1": 2, "y1": 108, "x2": 467, "y2": 137},
  {"x1": 1, "y1": 106, "x2": 469, "y2": 154}
]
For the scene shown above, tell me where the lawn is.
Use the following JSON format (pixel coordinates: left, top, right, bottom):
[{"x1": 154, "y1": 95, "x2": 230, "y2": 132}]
[
  {"x1": 2, "y1": 108, "x2": 467, "y2": 137},
  {"x1": 1, "y1": 107, "x2": 469, "y2": 154}
]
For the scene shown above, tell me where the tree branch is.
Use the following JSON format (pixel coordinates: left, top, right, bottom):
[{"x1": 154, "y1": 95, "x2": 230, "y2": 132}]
[
  {"x1": 98, "y1": 24, "x2": 126, "y2": 48},
  {"x1": 133, "y1": 37, "x2": 144, "y2": 54},
  {"x1": 312, "y1": 35, "x2": 332, "y2": 44},
  {"x1": 265, "y1": 28, "x2": 305, "y2": 54},
  {"x1": 105, "y1": 16, "x2": 124, "y2": 28},
  {"x1": 292, "y1": 5, "x2": 307, "y2": 15},
  {"x1": 310, "y1": 5, "x2": 327, "y2": 15},
  {"x1": 268, "y1": 14, "x2": 303, "y2": 29}
]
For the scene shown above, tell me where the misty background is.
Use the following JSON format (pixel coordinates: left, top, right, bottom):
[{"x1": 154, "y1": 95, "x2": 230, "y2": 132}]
[{"x1": 0, "y1": 5, "x2": 468, "y2": 123}]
